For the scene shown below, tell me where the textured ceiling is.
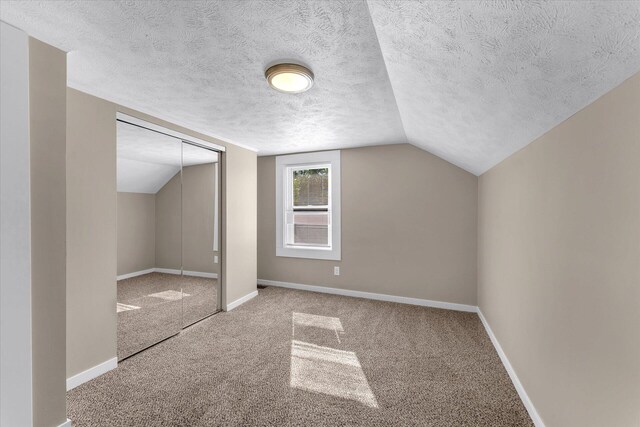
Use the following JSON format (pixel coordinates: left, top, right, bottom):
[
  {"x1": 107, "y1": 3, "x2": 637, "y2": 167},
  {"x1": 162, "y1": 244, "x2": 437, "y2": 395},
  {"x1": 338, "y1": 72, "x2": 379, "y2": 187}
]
[
  {"x1": 0, "y1": 0, "x2": 406, "y2": 156},
  {"x1": 368, "y1": 0, "x2": 640, "y2": 173},
  {"x1": 118, "y1": 121, "x2": 218, "y2": 167},
  {"x1": 2, "y1": 1, "x2": 639, "y2": 175}
]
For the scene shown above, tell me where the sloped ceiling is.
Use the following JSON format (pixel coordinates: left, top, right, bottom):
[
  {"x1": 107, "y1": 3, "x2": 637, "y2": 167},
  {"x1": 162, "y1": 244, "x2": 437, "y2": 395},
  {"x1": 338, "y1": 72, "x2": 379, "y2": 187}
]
[
  {"x1": 117, "y1": 158, "x2": 179, "y2": 194},
  {"x1": 368, "y1": 0, "x2": 640, "y2": 173},
  {"x1": 117, "y1": 121, "x2": 217, "y2": 193},
  {"x1": 1, "y1": 1, "x2": 638, "y2": 175}
]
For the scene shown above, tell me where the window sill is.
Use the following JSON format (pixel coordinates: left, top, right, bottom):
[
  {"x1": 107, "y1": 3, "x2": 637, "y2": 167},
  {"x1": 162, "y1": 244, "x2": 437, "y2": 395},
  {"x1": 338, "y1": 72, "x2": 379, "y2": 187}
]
[{"x1": 276, "y1": 246, "x2": 341, "y2": 261}]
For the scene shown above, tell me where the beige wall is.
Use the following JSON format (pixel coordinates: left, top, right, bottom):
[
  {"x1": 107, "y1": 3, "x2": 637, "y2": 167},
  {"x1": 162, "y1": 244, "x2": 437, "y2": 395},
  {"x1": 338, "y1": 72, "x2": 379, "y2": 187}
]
[
  {"x1": 67, "y1": 89, "x2": 118, "y2": 378},
  {"x1": 258, "y1": 144, "x2": 478, "y2": 305},
  {"x1": 155, "y1": 172, "x2": 182, "y2": 270},
  {"x1": 478, "y1": 72, "x2": 640, "y2": 427},
  {"x1": 223, "y1": 144, "x2": 258, "y2": 306},
  {"x1": 182, "y1": 163, "x2": 218, "y2": 274},
  {"x1": 67, "y1": 88, "x2": 257, "y2": 377},
  {"x1": 118, "y1": 163, "x2": 218, "y2": 275},
  {"x1": 117, "y1": 192, "x2": 156, "y2": 275},
  {"x1": 29, "y1": 38, "x2": 67, "y2": 427},
  {"x1": 155, "y1": 163, "x2": 219, "y2": 273}
]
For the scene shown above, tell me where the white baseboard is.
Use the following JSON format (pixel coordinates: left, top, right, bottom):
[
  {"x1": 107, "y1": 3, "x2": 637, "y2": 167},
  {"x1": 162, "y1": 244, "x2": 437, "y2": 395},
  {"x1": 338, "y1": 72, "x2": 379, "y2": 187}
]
[
  {"x1": 58, "y1": 419, "x2": 72, "y2": 427},
  {"x1": 183, "y1": 270, "x2": 218, "y2": 279},
  {"x1": 153, "y1": 267, "x2": 182, "y2": 275},
  {"x1": 117, "y1": 268, "x2": 155, "y2": 280},
  {"x1": 257, "y1": 279, "x2": 477, "y2": 313},
  {"x1": 66, "y1": 357, "x2": 117, "y2": 391},
  {"x1": 226, "y1": 290, "x2": 259, "y2": 311},
  {"x1": 118, "y1": 268, "x2": 218, "y2": 281},
  {"x1": 477, "y1": 309, "x2": 545, "y2": 427}
]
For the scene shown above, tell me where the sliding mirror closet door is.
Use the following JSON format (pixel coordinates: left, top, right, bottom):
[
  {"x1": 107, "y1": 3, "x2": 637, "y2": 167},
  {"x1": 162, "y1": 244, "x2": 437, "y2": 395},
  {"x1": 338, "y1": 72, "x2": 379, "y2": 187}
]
[
  {"x1": 116, "y1": 121, "x2": 183, "y2": 360},
  {"x1": 181, "y1": 142, "x2": 221, "y2": 327}
]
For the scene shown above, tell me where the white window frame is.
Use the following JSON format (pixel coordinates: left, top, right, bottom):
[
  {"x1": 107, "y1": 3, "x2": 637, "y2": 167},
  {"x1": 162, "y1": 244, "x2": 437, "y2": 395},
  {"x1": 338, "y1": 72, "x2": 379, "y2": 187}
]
[{"x1": 276, "y1": 150, "x2": 341, "y2": 260}]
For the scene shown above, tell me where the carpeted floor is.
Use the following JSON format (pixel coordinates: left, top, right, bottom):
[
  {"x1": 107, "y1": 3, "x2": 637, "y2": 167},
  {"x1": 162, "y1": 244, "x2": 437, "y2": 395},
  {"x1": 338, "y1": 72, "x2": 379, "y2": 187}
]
[
  {"x1": 71, "y1": 286, "x2": 533, "y2": 426},
  {"x1": 117, "y1": 273, "x2": 218, "y2": 359}
]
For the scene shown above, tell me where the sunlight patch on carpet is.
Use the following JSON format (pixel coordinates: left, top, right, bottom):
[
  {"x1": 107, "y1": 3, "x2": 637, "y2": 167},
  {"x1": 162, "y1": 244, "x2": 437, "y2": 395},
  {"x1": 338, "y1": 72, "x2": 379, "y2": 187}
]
[
  {"x1": 292, "y1": 312, "x2": 344, "y2": 342},
  {"x1": 290, "y1": 311, "x2": 378, "y2": 408},
  {"x1": 290, "y1": 340, "x2": 378, "y2": 408},
  {"x1": 148, "y1": 290, "x2": 190, "y2": 301},
  {"x1": 116, "y1": 302, "x2": 141, "y2": 313}
]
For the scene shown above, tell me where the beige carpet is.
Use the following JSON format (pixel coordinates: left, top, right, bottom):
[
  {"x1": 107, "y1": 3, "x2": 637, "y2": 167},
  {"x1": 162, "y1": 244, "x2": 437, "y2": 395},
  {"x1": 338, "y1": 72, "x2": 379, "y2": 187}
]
[
  {"x1": 71, "y1": 286, "x2": 533, "y2": 426},
  {"x1": 117, "y1": 272, "x2": 219, "y2": 360}
]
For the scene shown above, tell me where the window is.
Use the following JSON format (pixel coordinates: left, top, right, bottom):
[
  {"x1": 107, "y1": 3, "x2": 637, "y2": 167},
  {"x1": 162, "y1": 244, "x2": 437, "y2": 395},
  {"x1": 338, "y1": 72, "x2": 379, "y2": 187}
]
[
  {"x1": 276, "y1": 151, "x2": 341, "y2": 260},
  {"x1": 289, "y1": 166, "x2": 329, "y2": 247}
]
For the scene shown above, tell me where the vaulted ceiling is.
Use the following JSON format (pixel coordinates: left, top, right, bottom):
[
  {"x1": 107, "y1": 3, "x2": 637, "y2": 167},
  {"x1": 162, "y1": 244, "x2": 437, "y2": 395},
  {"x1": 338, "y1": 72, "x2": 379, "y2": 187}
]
[
  {"x1": 2, "y1": 1, "x2": 639, "y2": 174},
  {"x1": 117, "y1": 120, "x2": 218, "y2": 193}
]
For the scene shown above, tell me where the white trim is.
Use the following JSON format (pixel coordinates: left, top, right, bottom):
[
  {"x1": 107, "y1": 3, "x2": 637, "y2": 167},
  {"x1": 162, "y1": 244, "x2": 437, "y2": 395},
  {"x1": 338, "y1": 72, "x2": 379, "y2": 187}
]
[
  {"x1": 118, "y1": 268, "x2": 218, "y2": 280},
  {"x1": 153, "y1": 267, "x2": 182, "y2": 275},
  {"x1": 226, "y1": 290, "x2": 259, "y2": 311},
  {"x1": 477, "y1": 309, "x2": 545, "y2": 427},
  {"x1": 116, "y1": 112, "x2": 226, "y2": 152},
  {"x1": 116, "y1": 268, "x2": 155, "y2": 280},
  {"x1": 183, "y1": 270, "x2": 218, "y2": 279},
  {"x1": 66, "y1": 357, "x2": 117, "y2": 391},
  {"x1": 257, "y1": 279, "x2": 477, "y2": 312},
  {"x1": 275, "y1": 150, "x2": 341, "y2": 261},
  {"x1": 58, "y1": 419, "x2": 72, "y2": 427}
]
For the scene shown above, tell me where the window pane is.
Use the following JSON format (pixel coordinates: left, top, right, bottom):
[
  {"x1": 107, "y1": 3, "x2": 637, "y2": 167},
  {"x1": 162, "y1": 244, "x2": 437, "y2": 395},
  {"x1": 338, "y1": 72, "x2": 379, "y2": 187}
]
[
  {"x1": 293, "y1": 168, "x2": 328, "y2": 206},
  {"x1": 293, "y1": 212, "x2": 329, "y2": 246}
]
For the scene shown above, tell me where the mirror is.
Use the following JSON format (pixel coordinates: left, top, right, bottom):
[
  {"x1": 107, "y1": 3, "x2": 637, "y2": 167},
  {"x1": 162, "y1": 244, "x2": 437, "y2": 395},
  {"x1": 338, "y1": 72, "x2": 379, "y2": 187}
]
[
  {"x1": 116, "y1": 121, "x2": 183, "y2": 360},
  {"x1": 116, "y1": 120, "x2": 222, "y2": 360},
  {"x1": 181, "y1": 142, "x2": 220, "y2": 327}
]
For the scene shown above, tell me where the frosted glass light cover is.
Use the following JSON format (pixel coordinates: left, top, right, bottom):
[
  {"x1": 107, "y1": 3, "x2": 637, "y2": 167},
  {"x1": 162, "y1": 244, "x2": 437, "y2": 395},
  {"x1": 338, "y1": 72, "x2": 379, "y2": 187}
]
[{"x1": 266, "y1": 63, "x2": 314, "y2": 93}]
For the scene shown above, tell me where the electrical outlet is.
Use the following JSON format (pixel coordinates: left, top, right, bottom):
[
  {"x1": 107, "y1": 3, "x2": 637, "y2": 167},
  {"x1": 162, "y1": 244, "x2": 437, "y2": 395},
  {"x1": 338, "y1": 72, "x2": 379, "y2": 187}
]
[
  {"x1": 334, "y1": 266, "x2": 340, "y2": 276},
  {"x1": 214, "y1": 255, "x2": 219, "y2": 264}
]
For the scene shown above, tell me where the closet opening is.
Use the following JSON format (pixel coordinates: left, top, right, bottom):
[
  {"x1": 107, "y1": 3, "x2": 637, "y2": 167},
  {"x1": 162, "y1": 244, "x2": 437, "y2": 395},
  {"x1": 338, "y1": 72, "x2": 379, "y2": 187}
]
[{"x1": 115, "y1": 113, "x2": 224, "y2": 361}]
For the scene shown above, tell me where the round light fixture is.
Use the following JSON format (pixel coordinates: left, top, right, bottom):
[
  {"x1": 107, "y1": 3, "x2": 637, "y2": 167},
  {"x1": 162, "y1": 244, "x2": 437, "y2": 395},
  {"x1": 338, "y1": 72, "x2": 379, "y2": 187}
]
[{"x1": 265, "y1": 63, "x2": 314, "y2": 94}]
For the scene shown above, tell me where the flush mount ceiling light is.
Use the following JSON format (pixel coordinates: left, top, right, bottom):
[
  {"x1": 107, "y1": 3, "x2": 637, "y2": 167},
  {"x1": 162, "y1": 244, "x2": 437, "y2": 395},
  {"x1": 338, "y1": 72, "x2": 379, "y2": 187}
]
[{"x1": 265, "y1": 63, "x2": 314, "y2": 94}]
